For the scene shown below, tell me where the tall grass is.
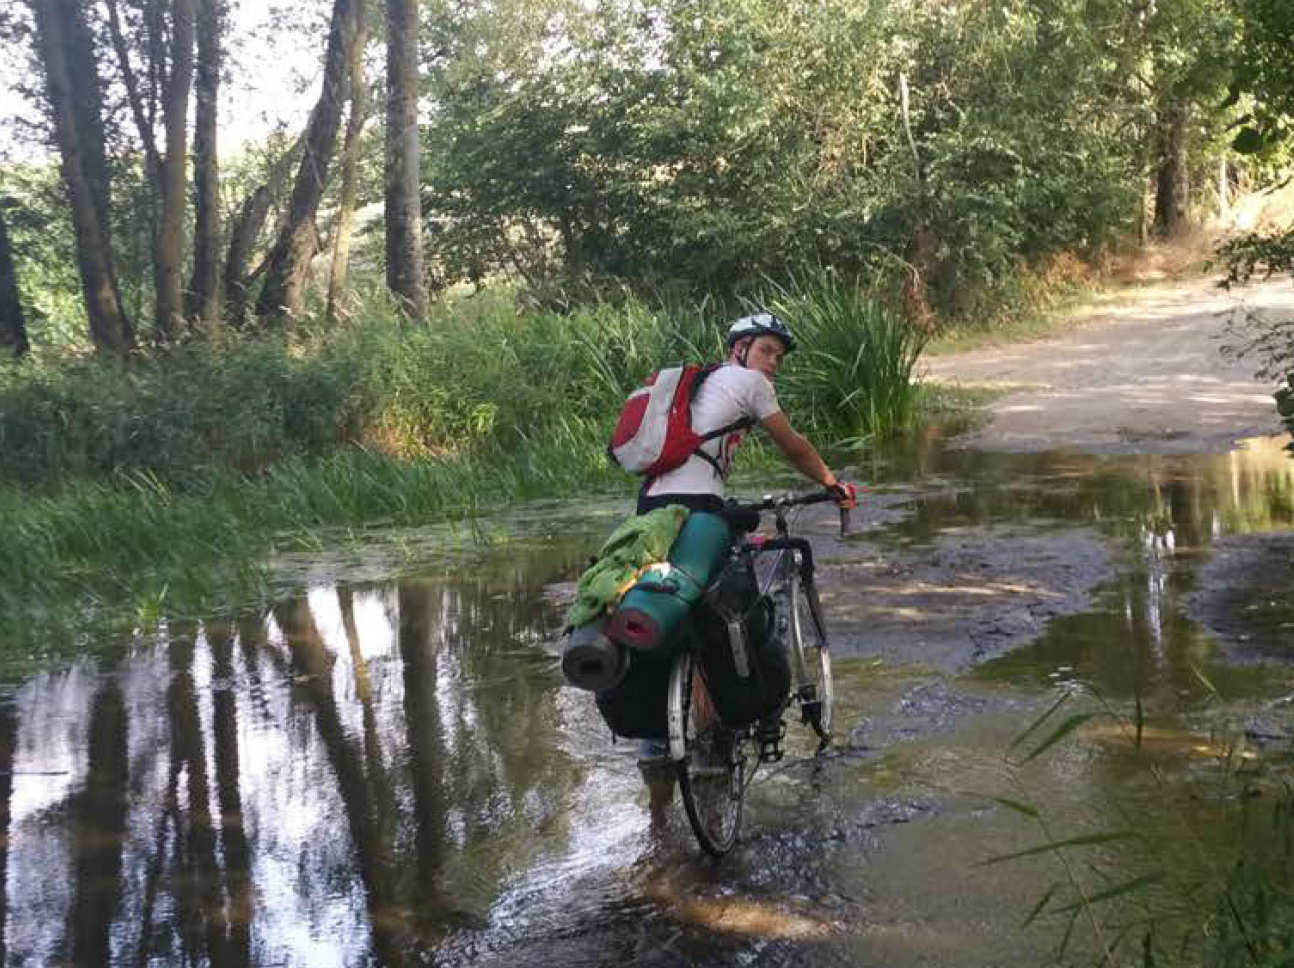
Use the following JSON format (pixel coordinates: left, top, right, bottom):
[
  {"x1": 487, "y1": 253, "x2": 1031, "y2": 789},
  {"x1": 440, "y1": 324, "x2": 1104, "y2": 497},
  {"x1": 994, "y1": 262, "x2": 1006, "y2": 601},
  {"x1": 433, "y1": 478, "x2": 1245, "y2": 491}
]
[
  {"x1": 0, "y1": 277, "x2": 921, "y2": 652},
  {"x1": 0, "y1": 277, "x2": 919, "y2": 491},
  {"x1": 761, "y1": 269, "x2": 928, "y2": 445},
  {"x1": 0, "y1": 438, "x2": 623, "y2": 652},
  {"x1": 992, "y1": 688, "x2": 1294, "y2": 967}
]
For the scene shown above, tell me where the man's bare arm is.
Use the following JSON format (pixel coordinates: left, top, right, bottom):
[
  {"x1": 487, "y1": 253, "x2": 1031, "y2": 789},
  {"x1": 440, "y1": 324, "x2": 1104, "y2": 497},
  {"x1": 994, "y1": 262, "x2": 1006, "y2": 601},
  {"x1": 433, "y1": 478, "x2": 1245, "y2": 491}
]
[{"x1": 759, "y1": 412, "x2": 839, "y2": 489}]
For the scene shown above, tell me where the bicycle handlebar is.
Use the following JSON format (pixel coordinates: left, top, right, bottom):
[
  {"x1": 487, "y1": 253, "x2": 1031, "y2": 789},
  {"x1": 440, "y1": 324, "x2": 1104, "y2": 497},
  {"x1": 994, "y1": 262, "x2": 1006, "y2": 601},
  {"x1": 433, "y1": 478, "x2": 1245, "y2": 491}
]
[
  {"x1": 726, "y1": 488, "x2": 836, "y2": 514},
  {"x1": 725, "y1": 487, "x2": 853, "y2": 537}
]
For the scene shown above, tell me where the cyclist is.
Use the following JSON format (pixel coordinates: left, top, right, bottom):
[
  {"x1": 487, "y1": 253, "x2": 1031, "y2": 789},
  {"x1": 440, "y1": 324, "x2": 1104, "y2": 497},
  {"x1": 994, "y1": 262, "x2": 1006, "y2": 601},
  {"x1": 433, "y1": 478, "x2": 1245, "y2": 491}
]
[{"x1": 636, "y1": 312, "x2": 855, "y2": 818}]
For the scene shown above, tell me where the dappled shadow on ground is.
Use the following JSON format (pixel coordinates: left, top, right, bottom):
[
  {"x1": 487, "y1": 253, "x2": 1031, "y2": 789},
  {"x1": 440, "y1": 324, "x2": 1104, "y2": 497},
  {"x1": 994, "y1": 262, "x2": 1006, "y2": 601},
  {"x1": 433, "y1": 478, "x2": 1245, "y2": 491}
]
[{"x1": 920, "y1": 276, "x2": 1294, "y2": 453}]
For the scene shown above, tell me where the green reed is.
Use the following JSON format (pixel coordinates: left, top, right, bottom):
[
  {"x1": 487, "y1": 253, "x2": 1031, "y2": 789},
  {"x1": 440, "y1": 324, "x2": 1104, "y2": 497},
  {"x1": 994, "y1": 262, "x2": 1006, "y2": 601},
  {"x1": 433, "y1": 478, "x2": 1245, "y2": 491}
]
[
  {"x1": 990, "y1": 687, "x2": 1294, "y2": 968},
  {"x1": 758, "y1": 269, "x2": 928, "y2": 446},
  {"x1": 0, "y1": 277, "x2": 926, "y2": 653},
  {"x1": 0, "y1": 437, "x2": 628, "y2": 652}
]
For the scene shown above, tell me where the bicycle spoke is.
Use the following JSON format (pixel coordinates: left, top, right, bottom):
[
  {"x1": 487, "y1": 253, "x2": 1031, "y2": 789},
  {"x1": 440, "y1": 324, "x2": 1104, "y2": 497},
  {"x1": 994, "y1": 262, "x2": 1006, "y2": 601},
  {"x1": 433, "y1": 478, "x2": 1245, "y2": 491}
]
[{"x1": 675, "y1": 653, "x2": 744, "y2": 856}]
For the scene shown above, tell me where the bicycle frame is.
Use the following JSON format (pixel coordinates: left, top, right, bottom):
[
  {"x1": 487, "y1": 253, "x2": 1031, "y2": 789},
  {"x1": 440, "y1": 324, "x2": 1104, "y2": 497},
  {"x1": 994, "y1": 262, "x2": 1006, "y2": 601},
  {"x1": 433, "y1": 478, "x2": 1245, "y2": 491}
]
[
  {"x1": 667, "y1": 491, "x2": 839, "y2": 761},
  {"x1": 665, "y1": 487, "x2": 846, "y2": 854}
]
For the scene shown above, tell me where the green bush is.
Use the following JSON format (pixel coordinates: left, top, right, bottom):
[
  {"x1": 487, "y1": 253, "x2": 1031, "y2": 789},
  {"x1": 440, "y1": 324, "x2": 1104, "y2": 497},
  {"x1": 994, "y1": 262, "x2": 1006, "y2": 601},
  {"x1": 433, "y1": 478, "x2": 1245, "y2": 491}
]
[
  {"x1": 0, "y1": 277, "x2": 923, "y2": 492},
  {"x1": 761, "y1": 269, "x2": 927, "y2": 444}
]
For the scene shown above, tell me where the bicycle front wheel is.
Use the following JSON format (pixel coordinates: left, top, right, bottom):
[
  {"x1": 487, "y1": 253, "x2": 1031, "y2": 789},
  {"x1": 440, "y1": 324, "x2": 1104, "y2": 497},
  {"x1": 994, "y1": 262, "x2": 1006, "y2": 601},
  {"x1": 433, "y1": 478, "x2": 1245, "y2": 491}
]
[
  {"x1": 785, "y1": 562, "x2": 834, "y2": 745},
  {"x1": 669, "y1": 652, "x2": 744, "y2": 856}
]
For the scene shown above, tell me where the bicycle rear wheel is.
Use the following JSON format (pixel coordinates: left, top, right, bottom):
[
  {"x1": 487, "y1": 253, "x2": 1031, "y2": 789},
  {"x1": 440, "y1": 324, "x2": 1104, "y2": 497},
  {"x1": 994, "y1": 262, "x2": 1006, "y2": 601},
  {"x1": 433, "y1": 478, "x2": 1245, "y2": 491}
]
[
  {"x1": 783, "y1": 558, "x2": 834, "y2": 745},
  {"x1": 668, "y1": 652, "x2": 744, "y2": 856}
]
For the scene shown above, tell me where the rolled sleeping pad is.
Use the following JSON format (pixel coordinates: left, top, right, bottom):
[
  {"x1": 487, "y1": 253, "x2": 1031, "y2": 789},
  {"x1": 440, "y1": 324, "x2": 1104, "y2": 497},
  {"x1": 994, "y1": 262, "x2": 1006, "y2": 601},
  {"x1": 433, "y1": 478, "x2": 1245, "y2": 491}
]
[
  {"x1": 560, "y1": 618, "x2": 628, "y2": 691},
  {"x1": 606, "y1": 511, "x2": 732, "y2": 651}
]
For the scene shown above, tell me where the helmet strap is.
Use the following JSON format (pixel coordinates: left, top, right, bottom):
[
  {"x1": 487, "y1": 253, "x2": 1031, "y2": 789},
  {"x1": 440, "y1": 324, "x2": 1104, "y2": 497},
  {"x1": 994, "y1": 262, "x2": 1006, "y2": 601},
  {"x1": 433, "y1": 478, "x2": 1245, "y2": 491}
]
[{"x1": 734, "y1": 337, "x2": 752, "y2": 368}]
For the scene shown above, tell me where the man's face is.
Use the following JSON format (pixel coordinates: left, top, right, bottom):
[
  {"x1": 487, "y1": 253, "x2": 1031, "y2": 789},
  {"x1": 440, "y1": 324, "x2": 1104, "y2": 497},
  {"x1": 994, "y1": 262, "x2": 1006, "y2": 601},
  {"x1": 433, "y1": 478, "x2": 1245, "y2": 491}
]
[{"x1": 737, "y1": 335, "x2": 786, "y2": 379}]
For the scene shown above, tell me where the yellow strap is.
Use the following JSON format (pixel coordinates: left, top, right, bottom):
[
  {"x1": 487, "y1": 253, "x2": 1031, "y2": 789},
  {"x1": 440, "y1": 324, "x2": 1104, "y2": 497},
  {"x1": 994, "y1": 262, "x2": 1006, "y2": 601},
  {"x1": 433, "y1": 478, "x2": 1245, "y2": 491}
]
[{"x1": 608, "y1": 560, "x2": 672, "y2": 610}]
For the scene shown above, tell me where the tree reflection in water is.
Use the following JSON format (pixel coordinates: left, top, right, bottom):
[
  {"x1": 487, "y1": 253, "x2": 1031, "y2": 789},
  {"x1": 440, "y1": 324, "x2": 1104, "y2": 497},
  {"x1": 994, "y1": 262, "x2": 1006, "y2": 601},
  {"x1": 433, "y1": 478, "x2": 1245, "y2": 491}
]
[
  {"x1": 0, "y1": 572, "x2": 577, "y2": 966},
  {"x1": 973, "y1": 438, "x2": 1294, "y2": 702}
]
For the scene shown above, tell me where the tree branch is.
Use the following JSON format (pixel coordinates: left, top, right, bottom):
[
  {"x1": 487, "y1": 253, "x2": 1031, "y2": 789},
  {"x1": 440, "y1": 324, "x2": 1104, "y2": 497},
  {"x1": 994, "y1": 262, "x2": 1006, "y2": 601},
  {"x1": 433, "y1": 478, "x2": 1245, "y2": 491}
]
[{"x1": 104, "y1": 0, "x2": 162, "y2": 178}]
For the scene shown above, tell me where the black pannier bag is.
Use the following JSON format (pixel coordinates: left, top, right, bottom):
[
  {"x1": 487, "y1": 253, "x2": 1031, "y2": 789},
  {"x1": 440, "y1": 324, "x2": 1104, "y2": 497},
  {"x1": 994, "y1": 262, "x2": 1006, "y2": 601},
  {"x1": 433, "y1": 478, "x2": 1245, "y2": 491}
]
[
  {"x1": 594, "y1": 646, "x2": 673, "y2": 739},
  {"x1": 692, "y1": 554, "x2": 790, "y2": 728}
]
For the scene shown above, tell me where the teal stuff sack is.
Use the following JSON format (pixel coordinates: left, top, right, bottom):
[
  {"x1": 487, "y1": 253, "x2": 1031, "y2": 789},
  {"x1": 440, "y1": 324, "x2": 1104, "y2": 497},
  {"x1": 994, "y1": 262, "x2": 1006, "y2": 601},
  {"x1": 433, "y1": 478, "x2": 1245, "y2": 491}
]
[{"x1": 607, "y1": 511, "x2": 731, "y2": 650}]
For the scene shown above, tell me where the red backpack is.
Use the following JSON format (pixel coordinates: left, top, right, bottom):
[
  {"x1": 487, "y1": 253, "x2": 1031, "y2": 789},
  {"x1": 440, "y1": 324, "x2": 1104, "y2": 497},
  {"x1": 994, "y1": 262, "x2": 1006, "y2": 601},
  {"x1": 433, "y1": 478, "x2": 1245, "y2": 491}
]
[{"x1": 608, "y1": 364, "x2": 752, "y2": 478}]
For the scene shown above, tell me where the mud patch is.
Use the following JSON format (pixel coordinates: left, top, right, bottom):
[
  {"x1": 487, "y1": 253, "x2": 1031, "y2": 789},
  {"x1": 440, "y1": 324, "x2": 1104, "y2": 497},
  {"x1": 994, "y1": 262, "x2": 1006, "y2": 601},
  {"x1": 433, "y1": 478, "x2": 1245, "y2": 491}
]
[
  {"x1": 1187, "y1": 531, "x2": 1294, "y2": 658},
  {"x1": 819, "y1": 524, "x2": 1114, "y2": 671}
]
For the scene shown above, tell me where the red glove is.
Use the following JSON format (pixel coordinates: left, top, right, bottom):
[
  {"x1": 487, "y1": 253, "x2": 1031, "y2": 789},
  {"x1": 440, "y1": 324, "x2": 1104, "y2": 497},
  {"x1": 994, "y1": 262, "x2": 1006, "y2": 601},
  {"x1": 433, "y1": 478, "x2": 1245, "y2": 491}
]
[{"x1": 828, "y1": 481, "x2": 858, "y2": 510}]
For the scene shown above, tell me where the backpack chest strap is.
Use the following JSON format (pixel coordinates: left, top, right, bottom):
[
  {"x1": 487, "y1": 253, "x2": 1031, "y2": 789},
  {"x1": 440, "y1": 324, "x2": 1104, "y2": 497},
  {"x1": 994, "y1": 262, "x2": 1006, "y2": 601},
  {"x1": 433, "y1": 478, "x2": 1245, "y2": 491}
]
[{"x1": 684, "y1": 417, "x2": 756, "y2": 478}]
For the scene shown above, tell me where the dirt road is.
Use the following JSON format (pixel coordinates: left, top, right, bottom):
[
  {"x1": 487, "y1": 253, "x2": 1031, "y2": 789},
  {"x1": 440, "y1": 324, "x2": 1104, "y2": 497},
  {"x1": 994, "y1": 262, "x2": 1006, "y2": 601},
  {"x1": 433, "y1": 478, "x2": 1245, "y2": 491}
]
[
  {"x1": 920, "y1": 275, "x2": 1294, "y2": 453},
  {"x1": 817, "y1": 273, "x2": 1294, "y2": 677}
]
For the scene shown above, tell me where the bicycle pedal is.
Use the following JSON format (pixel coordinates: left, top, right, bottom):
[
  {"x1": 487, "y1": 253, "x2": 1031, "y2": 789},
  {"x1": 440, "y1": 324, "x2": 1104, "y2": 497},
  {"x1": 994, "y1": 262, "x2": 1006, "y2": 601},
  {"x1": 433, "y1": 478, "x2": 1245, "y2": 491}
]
[{"x1": 758, "y1": 739, "x2": 784, "y2": 763}]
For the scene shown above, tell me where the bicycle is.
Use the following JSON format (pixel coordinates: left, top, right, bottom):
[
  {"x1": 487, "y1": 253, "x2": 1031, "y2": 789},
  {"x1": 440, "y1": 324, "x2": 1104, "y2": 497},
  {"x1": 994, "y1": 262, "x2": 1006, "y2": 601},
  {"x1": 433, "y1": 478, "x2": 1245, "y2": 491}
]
[{"x1": 665, "y1": 488, "x2": 846, "y2": 856}]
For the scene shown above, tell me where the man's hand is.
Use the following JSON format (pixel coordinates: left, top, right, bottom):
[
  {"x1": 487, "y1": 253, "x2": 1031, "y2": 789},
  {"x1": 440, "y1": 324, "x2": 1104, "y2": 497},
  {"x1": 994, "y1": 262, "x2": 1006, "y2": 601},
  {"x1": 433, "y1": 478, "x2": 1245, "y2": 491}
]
[{"x1": 827, "y1": 481, "x2": 858, "y2": 510}]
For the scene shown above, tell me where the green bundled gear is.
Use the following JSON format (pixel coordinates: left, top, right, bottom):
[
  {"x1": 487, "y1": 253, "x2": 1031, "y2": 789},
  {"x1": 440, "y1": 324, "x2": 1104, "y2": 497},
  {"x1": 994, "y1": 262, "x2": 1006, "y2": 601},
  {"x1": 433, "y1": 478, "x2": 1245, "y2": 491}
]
[{"x1": 565, "y1": 505, "x2": 690, "y2": 629}]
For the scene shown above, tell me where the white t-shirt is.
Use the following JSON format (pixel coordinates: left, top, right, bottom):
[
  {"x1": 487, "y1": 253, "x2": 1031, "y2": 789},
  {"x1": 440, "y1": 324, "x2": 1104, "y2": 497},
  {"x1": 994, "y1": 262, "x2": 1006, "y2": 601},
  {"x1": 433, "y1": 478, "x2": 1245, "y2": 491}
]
[{"x1": 644, "y1": 363, "x2": 781, "y2": 498}]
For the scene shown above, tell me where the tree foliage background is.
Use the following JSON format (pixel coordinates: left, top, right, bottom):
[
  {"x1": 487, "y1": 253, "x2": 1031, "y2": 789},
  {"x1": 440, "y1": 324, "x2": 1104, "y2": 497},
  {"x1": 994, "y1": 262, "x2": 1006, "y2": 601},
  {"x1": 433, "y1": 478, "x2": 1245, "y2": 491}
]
[{"x1": 0, "y1": 0, "x2": 1290, "y2": 352}]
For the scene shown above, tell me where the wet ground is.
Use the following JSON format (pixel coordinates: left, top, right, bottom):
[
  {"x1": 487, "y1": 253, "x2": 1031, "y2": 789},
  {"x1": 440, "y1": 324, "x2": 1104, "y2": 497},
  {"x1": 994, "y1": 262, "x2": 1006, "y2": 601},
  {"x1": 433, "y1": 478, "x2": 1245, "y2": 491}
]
[
  {"x1": 920, "y1": 275, "x2": 1294, "y2": 454},
  {"x1": 3, "y1": 430, "x2": 1294, "y2": 967}
]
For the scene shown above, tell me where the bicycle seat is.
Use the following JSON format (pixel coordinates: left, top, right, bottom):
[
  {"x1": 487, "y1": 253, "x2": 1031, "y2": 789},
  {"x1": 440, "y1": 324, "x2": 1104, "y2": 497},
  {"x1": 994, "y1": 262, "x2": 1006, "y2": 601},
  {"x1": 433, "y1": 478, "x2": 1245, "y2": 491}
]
[{"x1": 721, "y1": 504, "x2": 761, "y2": 535}]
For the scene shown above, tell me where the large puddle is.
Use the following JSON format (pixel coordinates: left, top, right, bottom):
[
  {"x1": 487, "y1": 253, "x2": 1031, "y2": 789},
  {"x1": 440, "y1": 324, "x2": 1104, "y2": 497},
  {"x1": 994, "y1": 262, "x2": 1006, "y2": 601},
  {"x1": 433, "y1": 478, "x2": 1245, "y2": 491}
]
[{"x1": 3, "y1": 436, "x2": 1294, "y2": 966}]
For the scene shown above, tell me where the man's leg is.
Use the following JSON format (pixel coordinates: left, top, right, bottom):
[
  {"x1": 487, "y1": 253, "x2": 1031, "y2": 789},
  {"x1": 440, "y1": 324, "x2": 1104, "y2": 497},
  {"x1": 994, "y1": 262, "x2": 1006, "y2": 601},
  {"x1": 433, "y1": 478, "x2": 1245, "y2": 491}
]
[{"x1": 638, "y1": 737, "x2": 674, "y2": 822}]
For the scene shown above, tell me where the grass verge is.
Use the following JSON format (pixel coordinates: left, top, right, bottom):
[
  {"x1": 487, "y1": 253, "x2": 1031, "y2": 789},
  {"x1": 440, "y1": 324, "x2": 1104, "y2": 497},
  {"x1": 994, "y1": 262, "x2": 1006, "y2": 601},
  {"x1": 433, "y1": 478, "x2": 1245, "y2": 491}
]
[
  {"x1": 2, "y1": 271, "x2": 927, "y2": 656},
  {"x1": 1, "y1": 440, "x2": 628, "y2": 657}
]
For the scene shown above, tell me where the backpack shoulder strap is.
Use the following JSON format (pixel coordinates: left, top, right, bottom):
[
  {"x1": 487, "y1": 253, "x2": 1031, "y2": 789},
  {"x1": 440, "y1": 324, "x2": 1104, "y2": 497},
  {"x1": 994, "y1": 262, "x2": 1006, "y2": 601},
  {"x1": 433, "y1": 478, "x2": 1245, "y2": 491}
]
[{"x1": 688, "y1": 364, "x2": 755, "y2": 476}]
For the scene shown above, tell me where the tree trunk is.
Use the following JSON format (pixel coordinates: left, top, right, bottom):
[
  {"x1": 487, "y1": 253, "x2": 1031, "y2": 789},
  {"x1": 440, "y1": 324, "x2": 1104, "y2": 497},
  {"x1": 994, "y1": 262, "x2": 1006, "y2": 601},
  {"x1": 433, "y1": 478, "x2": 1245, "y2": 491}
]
[
  {"x1": 384, "y1": 0, "x2": 427, "y2": 320},
  {"x1": 224, "y1": 185, "x2": 272, "y2": 327},
  {"x1": 30, "y1": 0, "x2": 133, "y2": 354},
  {"x1": 154, "y1": 0, "x2": 196, "y2": 342},
  {"x1": 326, "y1": 0, "x2": 368, "y2": 325},
  {"x1": 104, "y1": 0, "x2": 163, "y2": 294},
  {"x1": 1153, "y1": 100, "x2": 1190, "y2": 239},
  {"x1": 0, "y1": 203, "x2": 28, "y2": 357},
  {"x1": 187, "y1": 0, "x2": 223, "y2": 332},
  {"x1": 223, "y1": 139, "x2": 300, "y2": 327},
  {"x1": 1216, "y1": 155, "x2": 1229, "y2": 219},
  {"x1": 104, "y1": 0, "x2": 163, "y2": 192},
  {"x1": 61, "y1": 0, "x2": 113, "y2": 231},
  {"x1": 255, "y1": 0, "x2": 361, "y2": 322}
]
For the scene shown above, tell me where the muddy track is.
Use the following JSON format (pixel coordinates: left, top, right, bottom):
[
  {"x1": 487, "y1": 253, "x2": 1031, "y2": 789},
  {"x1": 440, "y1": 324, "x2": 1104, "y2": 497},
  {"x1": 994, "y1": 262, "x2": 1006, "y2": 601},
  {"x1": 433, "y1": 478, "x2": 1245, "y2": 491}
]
[
  {"x1": 903, "y1": 275, "x2": 1294, "y2": 667},
  {"x1": 920, "y1": 276, "x2": 1293, "y2": 454}
]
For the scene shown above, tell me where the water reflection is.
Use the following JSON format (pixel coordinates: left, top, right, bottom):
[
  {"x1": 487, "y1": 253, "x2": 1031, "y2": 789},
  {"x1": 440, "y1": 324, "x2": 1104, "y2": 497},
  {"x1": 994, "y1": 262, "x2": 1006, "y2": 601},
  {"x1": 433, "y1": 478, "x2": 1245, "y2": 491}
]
[
  {"x1": 1, "y1": 574, "x2": 584, "y2": 966},
  {"x1": 968, "y1": 438, "x2": 1294, "y2": 706},
  {"x1": 1, "y1": 436, "x2": 1291, "y2": 966},
  {"x1": 875, "y1": 434, "x2": 1294, "y2": 548}
]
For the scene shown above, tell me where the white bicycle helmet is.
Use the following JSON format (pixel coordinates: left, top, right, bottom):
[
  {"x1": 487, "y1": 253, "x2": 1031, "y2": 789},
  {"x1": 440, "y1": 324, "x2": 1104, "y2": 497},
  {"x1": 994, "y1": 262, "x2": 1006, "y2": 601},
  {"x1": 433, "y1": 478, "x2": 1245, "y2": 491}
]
[{"x1": 725, "y1": 312, "x2": 796, "y2": 353}]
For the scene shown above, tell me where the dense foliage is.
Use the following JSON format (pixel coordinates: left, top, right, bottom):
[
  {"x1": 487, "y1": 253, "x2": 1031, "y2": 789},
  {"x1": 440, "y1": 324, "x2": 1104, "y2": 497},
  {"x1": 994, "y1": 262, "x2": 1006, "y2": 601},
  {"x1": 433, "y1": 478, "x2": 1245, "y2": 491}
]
[
  {"x1": 417, "y1": 0, "x2": 1290, "y2": 316},
  {"x1": 427, "y1": 0, "x2": 1146, "y2": 314},
  {"x1": 2, "y1": 0, "x2": 1288, "y2": 345}
]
